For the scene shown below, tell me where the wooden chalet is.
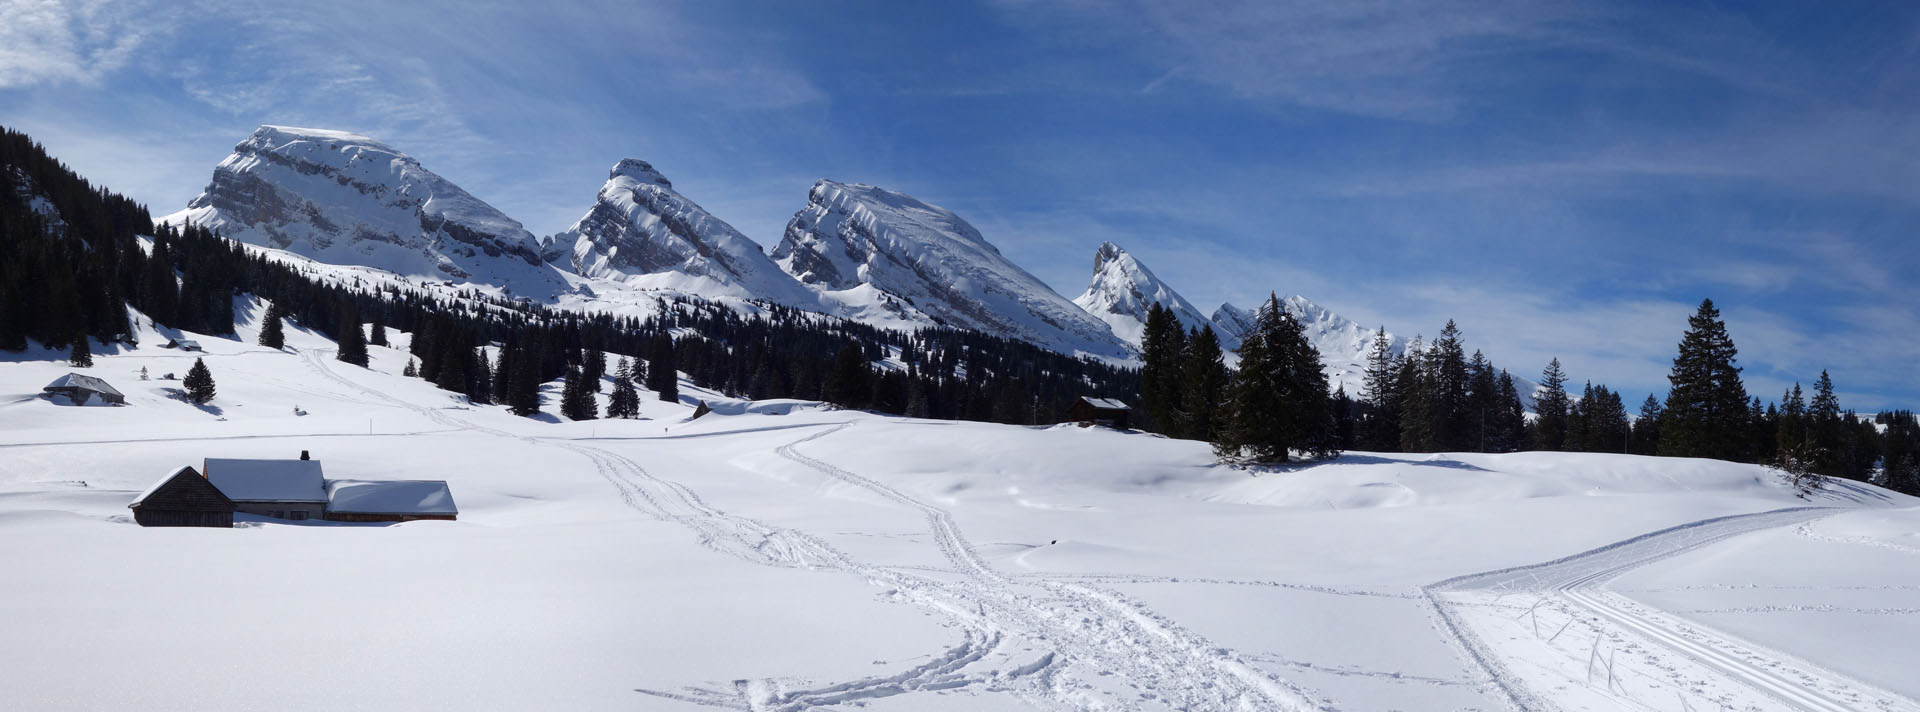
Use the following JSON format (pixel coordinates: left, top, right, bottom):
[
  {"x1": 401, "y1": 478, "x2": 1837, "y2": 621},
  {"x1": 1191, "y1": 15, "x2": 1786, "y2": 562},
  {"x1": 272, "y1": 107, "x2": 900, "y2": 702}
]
[
  {"x1": 1068, "y1": 396, "x2": 1132, "y2": 429},
  {"x1": 203, "y1": 455, "x2": 328, "y2": 520},
  {"x1": 42, "y1": 373, "x2": 125, "y2": 406},
  {"x1": 128, "y1": 466, "x2": 235, "y2": 527}
]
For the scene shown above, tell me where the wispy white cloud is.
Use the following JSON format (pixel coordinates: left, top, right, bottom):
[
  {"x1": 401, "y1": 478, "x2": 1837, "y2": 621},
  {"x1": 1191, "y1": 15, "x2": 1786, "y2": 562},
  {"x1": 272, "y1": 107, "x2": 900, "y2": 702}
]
[{"x1": 0, "y1": 0, "x2": 166, "y2": 88}]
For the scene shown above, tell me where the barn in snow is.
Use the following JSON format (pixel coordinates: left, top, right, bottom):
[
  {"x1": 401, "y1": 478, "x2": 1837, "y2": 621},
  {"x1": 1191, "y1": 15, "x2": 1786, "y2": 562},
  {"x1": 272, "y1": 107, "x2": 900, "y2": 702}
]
[
  {"x1": 128, "y1": 466, "x2": 235, "y2": 527},
  {"x1": 203, "y1": 455, "x2": 328, "y2": 521},
  {"x1": 324, "y1": 480, "x2": 459, "y2": 522},
  {"x1": 42, "y1": 373, "x2": 125, "y2": 406}
]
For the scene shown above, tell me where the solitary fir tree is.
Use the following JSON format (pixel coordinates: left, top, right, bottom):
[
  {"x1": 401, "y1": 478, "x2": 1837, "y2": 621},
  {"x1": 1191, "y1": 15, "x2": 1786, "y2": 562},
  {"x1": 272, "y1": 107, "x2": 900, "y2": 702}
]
[
  {"x1": 183, "y1": 357, "x2": 215, "y2": 404},
  {"x1": 335, "y1": 310, "x2": 369, "y2": 367},
  {"x1": 258, "y1": 301, "x2": 285, "y2": 349},
  {"x1": 560, "y1": 367, "x2": 598, "y2": 420},
  {"x1": 1213, "y1": 294, "x2": 1336, "y2": 464},
  {"x1": 403, "y1": 359, "x2": 417, "y2": 378},
  {"x1": 608, "y1": 357, "x2": 640, "y2": 419},
  {"x1": 68, "y1": 332, "x2": 91, "y2": 367},
  {"x1": 1659, "y1": 299, "x2": 1749, "y2": 461},
  {"x1": 1532, "y1": 358, "x2": 1571, "y2": 451}
]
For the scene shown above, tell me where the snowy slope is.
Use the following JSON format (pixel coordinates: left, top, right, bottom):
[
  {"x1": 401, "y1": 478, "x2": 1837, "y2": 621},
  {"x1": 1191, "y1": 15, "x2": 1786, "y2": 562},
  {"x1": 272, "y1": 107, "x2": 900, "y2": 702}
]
[
  {"x1": 1212, "y1": 296, "x2": 1404, "y2": 396},
  {"x1": 2, "y1": 311, "x2": 1917, "y2": 711},
  {"x1": 161, "y1": 126, "x2": 569, "y2": 297},
  {"x1": 550, "y1": 159, "x2": 822, "y2": 307},
  {"x1": 1071, "y1": 241, "x2": 1213, "y2": 345},
  {"x1": 772, "y1": 180, "x2": 1133, "y2": 358}
]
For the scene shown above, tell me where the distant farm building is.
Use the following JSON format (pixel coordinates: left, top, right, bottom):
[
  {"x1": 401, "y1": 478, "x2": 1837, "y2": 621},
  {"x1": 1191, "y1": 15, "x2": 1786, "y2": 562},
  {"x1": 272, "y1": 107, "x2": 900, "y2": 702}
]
[
  {"x1": 324, "y1": 480, "x2": 458, "y2": 522},
  {"x1": 165, "y1": 338, "x2": 202, "y2": 351},
  {"x1": 203, "y1": 455, "x2": 328, "y2": 521},
  {"x1": 129, "y1": 451, "x2": 458, "y2": 527},
  {"x1": 1069, "y1": 397, "x2": 1131, "y2": 429},
  {"x1": 128, "y1": 466, "x2": 235, "y2": 528},
  {"x1": 42, "y1": 373, "x2": 125, "y2": 406}
]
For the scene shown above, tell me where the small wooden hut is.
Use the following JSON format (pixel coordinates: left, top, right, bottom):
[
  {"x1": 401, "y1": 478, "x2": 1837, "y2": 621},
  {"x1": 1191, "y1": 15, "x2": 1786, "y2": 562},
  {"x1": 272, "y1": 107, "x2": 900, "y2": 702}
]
[
  {"x1": 128, "y1": 466, "x2": 235, "y2": 527},
  {"x1": 1068, "y1": 396, "x2": 1132, "y2": 429}
]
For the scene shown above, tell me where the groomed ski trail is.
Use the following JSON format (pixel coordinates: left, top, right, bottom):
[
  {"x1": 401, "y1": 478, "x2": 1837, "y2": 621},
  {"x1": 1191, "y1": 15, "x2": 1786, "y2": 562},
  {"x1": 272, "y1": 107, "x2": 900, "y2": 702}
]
[
  {"x1": 774, "y1": 422, "x2": 1326, "y2": 711},
  {"x1": 1427, "y1": 506, "x2": 1920, "y2": 712}
]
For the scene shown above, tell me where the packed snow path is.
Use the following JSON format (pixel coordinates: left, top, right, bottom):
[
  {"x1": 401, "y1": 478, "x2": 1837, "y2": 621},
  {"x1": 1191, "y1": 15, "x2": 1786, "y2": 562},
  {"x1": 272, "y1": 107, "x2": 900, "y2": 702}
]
[
  {"x1": 1430, "y1": 507, "x2": 1920, "y2": 712},
  {"x1": 303, "y1": 351, "x2": 1321, "y2": 711}
]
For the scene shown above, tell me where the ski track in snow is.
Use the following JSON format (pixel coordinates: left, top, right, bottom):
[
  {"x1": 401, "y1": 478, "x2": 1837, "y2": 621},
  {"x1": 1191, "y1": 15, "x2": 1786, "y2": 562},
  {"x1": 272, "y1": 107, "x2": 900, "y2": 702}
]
[
  {"x1": 301, "y1": 350, "x2": 1318, "y2": 710},
  {"x1": 1427, "y1": 507, "x2": 1920, "y2": 712}
]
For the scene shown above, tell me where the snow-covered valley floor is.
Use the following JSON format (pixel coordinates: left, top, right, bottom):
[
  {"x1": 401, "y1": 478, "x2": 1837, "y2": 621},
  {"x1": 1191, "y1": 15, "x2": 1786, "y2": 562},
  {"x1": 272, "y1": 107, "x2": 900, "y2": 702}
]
[{"x1": 3, "y1": 312, "x2": 1917, "y2": 711}]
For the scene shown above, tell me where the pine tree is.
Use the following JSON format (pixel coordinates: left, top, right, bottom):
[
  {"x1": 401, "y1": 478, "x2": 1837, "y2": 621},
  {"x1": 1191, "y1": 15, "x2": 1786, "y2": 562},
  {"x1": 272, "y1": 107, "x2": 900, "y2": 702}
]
[
  {"x1": 561, "y1": 367, "x2": 598, "y2": 420},
  {"x1": 258, "y1": 300, "x2": 286, "y2": 350},
  {"x1": 68, "y1": 332, "x2": 92, "y2": 367},
  {"x1": 608, "y1": 357, "x2": 640, "y2": 419},
  {"x1": 1532, "y1": 358, "x2": 1571, "y2": 451},
  {"x1": 1179, "y1": 325, "x2": 1229, "y2": 441},
  {"x1": 1465, "y1": 350, "x2": 1497, "y2": 453},
  {"x1": 1659, "y1": 299, "x2": 1749, "y2": 461},
  {"x1": 1359, "y1": 327, "x2": 1400, "y2": 451},
  {"x1": 1139, "y1": 303, "x2": 1188, "y2": 434},
  {"x1": 582, "y1": 348, "x2": 605, "y2": 393},
  {"x1": 1424, "y1": 320, "x2": 1470, "y2": 451},
  {"x1": 1397, "y1": 336, "x2": 1430, "y2": 451},
  {"x1": 368, "y1": 313, "x2": 388, "y2": 347},
  {"x1": 825, "y1": 341, "x2": 871, "y2": 408},
  {"x1": 506, "y1": 343, "x2": 542, "y2": 417},
  {"x1": 403, "y1": 359, "x2": 417, "y2": 378},
  {"x1": 1213, "y1": 294, "x2": 1335, "y2": 464},
  {"x1": 183, "y1": 357, "x2": 215, "y2": 404},
  {"x1": 1631, "y1": 395, "x2": 1663, "y2": 455},
  {"x1": 335, "y1": 308, "x2": 369, "y2": 367},
  {"x1": 1493, "y1": 370, "x2": 1526, "y2": 452},
  {"x1": 646, "y1": 333, "x2": 679, "y2": 403}
]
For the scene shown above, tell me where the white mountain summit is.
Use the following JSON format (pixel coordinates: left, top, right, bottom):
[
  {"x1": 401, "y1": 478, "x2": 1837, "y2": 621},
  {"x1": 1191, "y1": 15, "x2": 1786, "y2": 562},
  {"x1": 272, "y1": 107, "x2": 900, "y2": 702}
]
[
  {"x1": 549, "y1": 158, "x2": 822, "y2": 308},
  {"x1": 1072, "y1": 242, "x2": 1214, "y2": 344},
  {"x1": 773, "y1": 180, "x2": 1133, "y2": 358},
  {"x1": 162, "y1": 125, "x2": 566, "y2": 296}
]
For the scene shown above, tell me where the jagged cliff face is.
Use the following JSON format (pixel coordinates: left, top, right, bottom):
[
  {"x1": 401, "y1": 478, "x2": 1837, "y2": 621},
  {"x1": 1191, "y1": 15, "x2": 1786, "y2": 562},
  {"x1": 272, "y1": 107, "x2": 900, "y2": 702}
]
[
  {"x1": 1073, "y1": 242, "x2": 1213, "y2": 345},
  {"x1": 553, "y1": 159, "x2": 819, "y2": 306},
  {"x1": 163, "y1": 126, "x2": 563, "y2": 294},
  {"x1": 773, "y1": 180, "x2": 1132, "y2": 358}
]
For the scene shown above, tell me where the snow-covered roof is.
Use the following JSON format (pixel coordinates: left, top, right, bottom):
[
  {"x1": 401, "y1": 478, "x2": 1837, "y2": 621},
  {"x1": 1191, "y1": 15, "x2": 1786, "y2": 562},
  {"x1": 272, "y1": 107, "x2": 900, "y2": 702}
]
[
  {"x1": 203, "y1": 458, "x2": 327, "y2": 503},
  {"x1": 129, "y1": 466, "x2": 203, "y2": 507},
  {"x1": 43, "y1": 372, "x2": 122, "y2": 397},
  {"x1": 1079, "y1": 397, "x2": 1130, "y2": 411},
  {"x1": 325, "y1": 479, "x2": 457, "y2": 515}
]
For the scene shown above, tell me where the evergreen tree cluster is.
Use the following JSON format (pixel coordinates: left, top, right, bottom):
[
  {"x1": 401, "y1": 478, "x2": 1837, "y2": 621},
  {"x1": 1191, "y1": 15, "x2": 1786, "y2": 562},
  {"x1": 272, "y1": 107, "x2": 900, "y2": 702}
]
[
  {"x1": 1136, "y1": 304, "x2": 1229, "y2": 440},
  {"x1": 1353, "y1": 322, "x2": 1526, "y2": 455},
  {"x1": 1210, "y1": 295, "x2": 1336, "y2": 464}
]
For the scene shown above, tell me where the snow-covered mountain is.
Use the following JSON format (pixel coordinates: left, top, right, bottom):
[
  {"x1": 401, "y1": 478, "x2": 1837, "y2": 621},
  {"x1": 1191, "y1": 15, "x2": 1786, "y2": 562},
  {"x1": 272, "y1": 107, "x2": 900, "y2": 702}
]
[
  {"x1": 549, "y1": 159, "x2": 821, "y2": 307},
  {"x1": 772, "y1": 180, "x2": 1132, "y2": 358},
  {"x1": 1072, "y1": 242, "x2": 1213, "y2": 344},
  {"x1": 162, "y1": 126, "x2": 567, "y2": 297},
  {"x1": 1211, "y1": 297, "x2": 1405, "y2": 396}
]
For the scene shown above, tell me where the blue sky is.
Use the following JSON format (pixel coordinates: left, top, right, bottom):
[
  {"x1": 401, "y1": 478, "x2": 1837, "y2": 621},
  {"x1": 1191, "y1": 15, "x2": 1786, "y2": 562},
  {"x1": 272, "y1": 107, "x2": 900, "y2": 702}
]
[{"x1": 3, "y1": 0, "x2": 1916, "y2": 410}]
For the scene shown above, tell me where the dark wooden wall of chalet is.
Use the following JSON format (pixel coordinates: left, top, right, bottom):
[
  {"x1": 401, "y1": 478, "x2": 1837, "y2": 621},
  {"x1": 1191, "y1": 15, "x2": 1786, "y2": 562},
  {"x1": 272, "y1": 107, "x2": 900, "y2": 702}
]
[{"x1": 134, "y1": 510, "x2": 233, "y2": 527}]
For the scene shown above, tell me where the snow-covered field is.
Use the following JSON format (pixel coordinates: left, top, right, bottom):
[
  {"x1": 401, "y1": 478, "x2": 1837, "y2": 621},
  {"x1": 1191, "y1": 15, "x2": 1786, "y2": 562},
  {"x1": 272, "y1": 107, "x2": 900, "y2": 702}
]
[{"x1": 2, "y1": 306, "x2": 1916, "y2": 711}]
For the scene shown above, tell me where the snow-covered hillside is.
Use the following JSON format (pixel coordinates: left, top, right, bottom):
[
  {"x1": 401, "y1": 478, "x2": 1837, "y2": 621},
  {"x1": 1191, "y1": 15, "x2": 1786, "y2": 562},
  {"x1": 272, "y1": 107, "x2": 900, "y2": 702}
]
[
  {"x1": 772, "y1": 180, "x2": 1133, "y2": 359},
  {"x1": 550, "y1": 159, "x2": 823, "y2": 308},
  {"x1": 3, "y1": 306, "x2": 1917, "y2": 711},
  {"x1": 162, "y1": 125, "x2": 569, "y2": 297},
  {"x1": 1072, "y1": 241, "x2": 1213, "y2": 344}
]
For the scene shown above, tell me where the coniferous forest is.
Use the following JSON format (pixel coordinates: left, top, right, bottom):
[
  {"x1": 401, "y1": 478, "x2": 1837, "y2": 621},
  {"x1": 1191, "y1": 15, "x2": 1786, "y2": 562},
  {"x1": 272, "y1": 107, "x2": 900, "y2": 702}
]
[{"x1": 4, "y1": 125, "x2": 1915, "y2": 495}]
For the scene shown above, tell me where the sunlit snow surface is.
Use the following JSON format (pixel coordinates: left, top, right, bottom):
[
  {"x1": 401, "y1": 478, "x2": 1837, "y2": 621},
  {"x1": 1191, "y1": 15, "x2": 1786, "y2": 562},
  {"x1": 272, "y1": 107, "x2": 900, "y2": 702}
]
[{"x1": 2, "y1": 302, "x2": 1915, "y2": 711}]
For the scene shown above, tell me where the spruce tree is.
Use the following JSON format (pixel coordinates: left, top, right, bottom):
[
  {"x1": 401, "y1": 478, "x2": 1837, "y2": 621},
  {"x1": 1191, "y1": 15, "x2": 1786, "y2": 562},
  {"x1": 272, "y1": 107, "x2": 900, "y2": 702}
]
[
  {"x1": 68, "y1": 332, "x2": 92, "y2": 367},
  {"x1": 608, "y1": 358, "x2": 640, "y2": 419},
  {"x1": 335, "y1": 309, "x2": 369, "y2": 367},
  {"x1": 1659, "y1": 299, "x2": 1749, "y2": 461},
  {"x1": 403, "y1": 359, "x2": 417, "y2": 378},
  {"x1": 1531, "y1": 358, "x2": 1571, "y2": 451},
  {"x1": 1213, "y1": 294, "x2": 1335, "y2": 464},
  {"x1": 183, "y1": 357, "x2": 215, "y2": 404},
  {"x1": 1179, "y1": 325, "x2": 1229, "y2": 442},
  {"x1": 1139, "y1": 303, "x2": 1188, "y2": 434},
  {"x1": 1493, "y1": 370, "x2": 1527, "y2": 452},
  {"x1": 1397, "y1": 337, "x2": 1430, "y2": 451},
  {"x1": 1632, "y1": 395, "x2": 1663, "y2": 455},
  {"x1": 368, "y1": 313, "x2": 388, "y2": 347},
  {"x1": 1424, "y1": 320, "x2": 1470, "y2": 451},
  {"x1": 258, "y1": 301, "x2": 285, "y2": 350},
  {"x1": 1359, "y1": 327, "x2": 1400, "y2": 451},
  {"x1": 646, "y1": 333, "x2": 679, "y2": 403}
]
